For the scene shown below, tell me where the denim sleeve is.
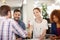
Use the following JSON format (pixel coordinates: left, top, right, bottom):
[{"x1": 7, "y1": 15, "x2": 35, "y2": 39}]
[
  {"x1": 50, "y1": 23, "x2": 57, "y2": 35},
  {"x1": 19, "y1": 21, "x2": 26, "y2": 30}
]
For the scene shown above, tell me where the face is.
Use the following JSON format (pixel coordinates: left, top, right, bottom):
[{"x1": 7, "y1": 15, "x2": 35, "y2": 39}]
[
  {"x1": 33, "y1": 9, "x2": 41, "y2": 18},
  {"x1": 53, "y1": 15, "x2": 59, "y2": 23},
  {"x1": 13, "y1": 12, "x2": 21, "y2": 21}
]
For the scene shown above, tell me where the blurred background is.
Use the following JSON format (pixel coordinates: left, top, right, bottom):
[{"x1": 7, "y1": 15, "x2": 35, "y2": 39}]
[
  {"x1": 0, "y1": 0, "x2": 60, "y2": 24},
  {"x1": 0, "y1": 0, "x2": 60, "y2": 40}
]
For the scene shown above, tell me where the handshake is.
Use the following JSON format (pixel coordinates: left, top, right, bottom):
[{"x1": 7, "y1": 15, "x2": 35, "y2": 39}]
[
  {"x1": 24, "y1": 30, "x2": 32, "y2": 38},
  {"x1": 27, "y1": 32, "x2": 32, "y2": 38}
]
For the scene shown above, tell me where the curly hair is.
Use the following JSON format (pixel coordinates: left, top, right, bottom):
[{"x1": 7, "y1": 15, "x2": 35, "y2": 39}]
[{"x1": 50, "y1": 9, "x2": 60, "y2": 23}]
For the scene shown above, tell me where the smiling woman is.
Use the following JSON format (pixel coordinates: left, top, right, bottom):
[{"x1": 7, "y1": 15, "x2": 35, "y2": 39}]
[{"x1": 28, "y1": 7, "x2": 48, "y2": 40}]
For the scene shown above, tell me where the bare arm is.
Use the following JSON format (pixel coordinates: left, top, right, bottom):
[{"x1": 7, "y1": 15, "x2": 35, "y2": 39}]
[
  {"x1": 39, "y1": 29, "x2": 47, "y2": 40},
  {"x1": 39, "y1": 20, "x2": 48, "y2": 40},
  {"x1": 28, "y1": 25, "x2": 33, "y2": 38}
]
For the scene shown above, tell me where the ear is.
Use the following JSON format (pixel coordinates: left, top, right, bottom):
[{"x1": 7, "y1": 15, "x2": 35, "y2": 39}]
[{"x1": 8, "y1": 11, "x2": 11, "y2": 14}]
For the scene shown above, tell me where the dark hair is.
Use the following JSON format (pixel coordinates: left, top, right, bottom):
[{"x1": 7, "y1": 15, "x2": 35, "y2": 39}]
[
  {"x1": 0, "y1": 5, "x2": 11, "y2": 16},
  {"x1": 33, "y1": 7, "x2": 41, "y2": 12},
  {"x1": 14, "y1": 9, "x2": 21, "y2": 13},
  {"x1": 50, "y1": 9, "x2": 60, "y2": 23}
]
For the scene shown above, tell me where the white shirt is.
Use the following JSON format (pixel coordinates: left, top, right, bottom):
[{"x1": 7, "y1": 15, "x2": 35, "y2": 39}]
[
  {"x1": 0, "y1": 17, "x2": 27, "y2": 40},
  {"x1": 30, "y1": 19, "x2": 48, "y2": 38}
]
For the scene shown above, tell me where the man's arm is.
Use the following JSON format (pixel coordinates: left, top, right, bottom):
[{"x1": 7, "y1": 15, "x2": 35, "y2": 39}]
[{"x1": 11, "y1": 20, "x2": 27, "y2": 38}]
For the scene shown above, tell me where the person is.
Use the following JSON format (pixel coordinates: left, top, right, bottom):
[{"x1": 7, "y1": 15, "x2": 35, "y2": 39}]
[
  {"x1": 50, "y1": 10, "x2": 60, "y2": 40},
  {"x1": 0, "y1": 5, "x2": 27, "y2": 40},
  {"x1": 13, "y1": 9, "x2": 26, "y2": 40},
  {"x1": 29, "y1": 7, "x2": 48, "y2": 40}
]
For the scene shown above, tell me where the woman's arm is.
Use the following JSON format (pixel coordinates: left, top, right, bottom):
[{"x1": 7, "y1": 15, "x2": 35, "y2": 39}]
[
  {"x1": 28, "y1": 25, "x2": 33, "y2": 38},
  {"x1": 39, "y1": 19, "x2": 48, "y2": 40},
  {"x1": 39, "y1": 29, "x2": 46, "y2": 40}
]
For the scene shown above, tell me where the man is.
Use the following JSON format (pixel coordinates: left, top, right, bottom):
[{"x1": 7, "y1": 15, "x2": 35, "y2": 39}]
[
  {"x1": 0, "y1": 5, "x2": 27, "y2": 40},
  {"x1": 13, "y1": 9, "x2": 26, "y2": 40}
]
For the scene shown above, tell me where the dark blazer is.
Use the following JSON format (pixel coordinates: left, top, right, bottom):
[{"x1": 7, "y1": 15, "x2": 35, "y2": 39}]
[{"x1": 51, "y1": 23, "x2": 57, "y2": 35}]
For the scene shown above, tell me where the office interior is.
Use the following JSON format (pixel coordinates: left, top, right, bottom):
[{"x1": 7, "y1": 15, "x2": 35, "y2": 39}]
[{"x1": 0, "y1": 0, "x2": 60, "y2": 40}]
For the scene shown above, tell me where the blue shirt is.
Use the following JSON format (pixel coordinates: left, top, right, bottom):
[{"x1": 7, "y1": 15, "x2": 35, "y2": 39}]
[
  {"x1": 51, "y1": 23, "x2": 57, "y2": 35},
  {"x1": 16, "y1": 20, "x2": 26, "y2": 38},
  {"x1": 18, "y1": 20, "x2": 26, "y2": 30},
  {"x1": 0, "y1": 17, "x2": 27, "y2": 40}
]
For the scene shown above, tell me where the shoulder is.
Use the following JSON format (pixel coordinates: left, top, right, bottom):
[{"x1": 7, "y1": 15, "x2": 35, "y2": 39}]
[
  {"x1": 42, "y1": 19, "x2": 48, "y2": 29},
  {"x1": 8, "y1": 18, "x2": 14, "y2": 21},
  {"x1": 8, "y1": 18, "x2": 17, "y2": 23},
  {"x1": 51, "y1": 22, "x2": 56, "y2": 26},
  {"x1": 42, "y1": 19, "x2": 47, "y2": 23}
]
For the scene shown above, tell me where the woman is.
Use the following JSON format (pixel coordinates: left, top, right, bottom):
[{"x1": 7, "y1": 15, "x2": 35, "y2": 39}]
[
  {"x1": 50, "y1": 10, "x2": 60, "y2": 40},
  {"x1": 29, "y1": 8, "x2": 48, "y2": 40}
]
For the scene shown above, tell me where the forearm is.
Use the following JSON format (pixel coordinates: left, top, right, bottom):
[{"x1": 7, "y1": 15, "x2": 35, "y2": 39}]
[
  {"x1": 40, "y1": 30, "x2": 46, "y2": 39},
  {"x1": 12, "y1": 20, "x2": 27, "y2": 38},
  {"x1": 28, "y1": 25, "x2": 33, "y2": 38},
  {"x1": 42, "y1": 30, "x2": 46, "y2": 37}
]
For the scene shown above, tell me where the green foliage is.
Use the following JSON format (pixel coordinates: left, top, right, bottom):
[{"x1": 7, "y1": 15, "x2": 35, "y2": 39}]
[{"x1": 42, "y1": 4, "x2": 48, "y2": 19}]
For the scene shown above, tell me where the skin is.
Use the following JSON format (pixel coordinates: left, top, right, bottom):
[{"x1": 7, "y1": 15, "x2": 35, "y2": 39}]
[
  {"x1": 13, "y1": 12, "x2": 22, "y2": 40},
  {"x1": 53, "y1": 15, "x2": 60, "y2": 28},
  {"x1": 50, "y1": 15, "x2": 60, "y2": 40},
  {"x1": 13, "y1": 12, "x2": 21, "y2": 21},
  {"x1": 29, "y1": 9, "x2": 47, "y2": 40},
  {"x1": 33, "y1": 9, "x2": 42, "y2": 23},
  {"x1": 33, "y1": 9, "x2": 41, "y2": 18},
  {"x1": 6, "y1": 11, "x2": 12, "y2": 18},
  {"x1": 53, "y1": 15, "x2": 59, "y2": 23}
]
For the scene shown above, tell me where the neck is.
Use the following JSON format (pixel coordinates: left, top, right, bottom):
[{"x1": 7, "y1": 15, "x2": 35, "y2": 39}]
[
  {"x1": 35, "y1": 17, "x2": 42, "y2": 23},
  {"x1": 4, "y1": 16, "x2": 9, "y2": 19},
  {"x1": 56, "y1": 22, "x2": 60, "y2": 28},
  {"x1": 36, "y1": 17, "x2": 42, "y2": 20}
]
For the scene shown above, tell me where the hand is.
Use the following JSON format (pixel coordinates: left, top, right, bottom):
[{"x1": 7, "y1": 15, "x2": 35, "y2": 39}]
[
  {"x1": 39, "y1": 35, "x2": 44, "y2": 40},
  {"x1": 50, "y1": 35, "x2": 56, "y2": 40},
  {"x1": 27, "y1": 32, "x2": 32, "y2": 38}
]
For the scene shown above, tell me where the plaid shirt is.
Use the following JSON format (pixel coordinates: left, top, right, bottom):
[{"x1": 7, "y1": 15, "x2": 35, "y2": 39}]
[{"x1": 0, "y1": 17, "x2": 27, "y2": 40}]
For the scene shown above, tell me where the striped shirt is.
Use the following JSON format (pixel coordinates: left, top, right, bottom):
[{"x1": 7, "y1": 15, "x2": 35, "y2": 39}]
[{"x1": 0, "y1": 17, "x2": 27, "y2": 40}]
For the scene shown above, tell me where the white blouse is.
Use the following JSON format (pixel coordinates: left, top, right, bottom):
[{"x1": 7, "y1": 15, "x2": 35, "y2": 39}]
[{"x1": 30, "y1": 19, "x2": 48, "y2": 38}]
